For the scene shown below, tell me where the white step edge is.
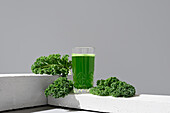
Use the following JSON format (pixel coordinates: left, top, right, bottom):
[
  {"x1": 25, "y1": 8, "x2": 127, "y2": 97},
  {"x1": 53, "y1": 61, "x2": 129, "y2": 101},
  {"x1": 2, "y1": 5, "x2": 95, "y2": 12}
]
[
  {"x1": 0, "y1": 73, "x2": 70, "y2": 111},
  {"x1": 1, "y1": 74, "x2": 170, "y2": 113},
  {"x1": 48, "y1": 94, "x2": 170, "y2": 113}
]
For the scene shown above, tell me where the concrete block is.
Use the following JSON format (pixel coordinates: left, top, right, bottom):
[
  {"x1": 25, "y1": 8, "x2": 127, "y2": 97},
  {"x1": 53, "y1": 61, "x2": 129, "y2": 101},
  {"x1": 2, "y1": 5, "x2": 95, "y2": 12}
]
[
  {"x1": 0, "y1": 74, "x2": 60, "y2": 111},
  {"x1": 48, "y1": 94, "x2": 170, "y2": 113},
  {"x1": 1, "y1": 74, "x2": 170, "y2": 113}
]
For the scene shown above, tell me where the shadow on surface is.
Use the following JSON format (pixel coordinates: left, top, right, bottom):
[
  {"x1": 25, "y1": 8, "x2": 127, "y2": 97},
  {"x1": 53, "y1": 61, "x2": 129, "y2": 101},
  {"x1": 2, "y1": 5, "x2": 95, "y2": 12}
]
[
  {"x1": 49, "y1": 106, "x2": 108, "y2": 113},
  {"x1": 1, "y1": 105, "x2": 56, "y2": 113},
  {"x1": 1, "y1": 105, "x2": 107, "y2": 113},
  {"x1": 49, "y1": 94, "x2": 108, "y2": 113}
]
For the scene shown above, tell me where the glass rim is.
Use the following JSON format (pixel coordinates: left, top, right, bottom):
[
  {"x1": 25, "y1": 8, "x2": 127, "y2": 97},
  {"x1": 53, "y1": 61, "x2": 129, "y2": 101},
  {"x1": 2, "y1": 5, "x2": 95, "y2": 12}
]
[
  {"x1": 72, "y1": 47, "x2": 95, "y2": 54},
  {"x1": 73, "y1": 47, "x2": 95, "y2": 49},
  {"x1": 72, "y1": 53, "x2": 95, "y2": 56}
]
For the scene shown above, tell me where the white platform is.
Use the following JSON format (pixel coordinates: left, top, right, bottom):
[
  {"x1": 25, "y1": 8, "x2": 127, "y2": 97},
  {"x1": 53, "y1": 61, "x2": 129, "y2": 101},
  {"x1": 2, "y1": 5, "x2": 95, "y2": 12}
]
[
  {"x1": 0, "y1": 74, "x2": 59, "y2": 111},
  {"x1": 48, "y1": 94, "x2": 170, "y2": 113},
  {"x1": 33, "y1": 108, "x2": 96, "y2": 113},
  {"x1": 1, "y1": 74, "x2": 170, "y2": 113}
]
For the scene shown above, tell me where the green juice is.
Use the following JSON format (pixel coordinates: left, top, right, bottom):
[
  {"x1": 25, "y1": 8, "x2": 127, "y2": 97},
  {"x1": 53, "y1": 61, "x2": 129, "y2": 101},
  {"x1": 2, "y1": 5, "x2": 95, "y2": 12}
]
[{"x1": 72, "y1": 54, "x2": 95, "y2": 89}]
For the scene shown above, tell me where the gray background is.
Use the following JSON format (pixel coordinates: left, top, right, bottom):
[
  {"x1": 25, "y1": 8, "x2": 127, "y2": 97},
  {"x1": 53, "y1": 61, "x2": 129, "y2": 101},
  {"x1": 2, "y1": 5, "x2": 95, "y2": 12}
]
[{"x1": 0, "y1": 0, "x2": 170, "y2": 95}]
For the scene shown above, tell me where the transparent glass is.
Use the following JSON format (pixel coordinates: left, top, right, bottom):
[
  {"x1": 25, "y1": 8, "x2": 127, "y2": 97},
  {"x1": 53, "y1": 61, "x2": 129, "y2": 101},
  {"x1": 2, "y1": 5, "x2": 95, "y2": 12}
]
[{"x1": 72, "y1": 47, "x2": 95, "y2": 93}]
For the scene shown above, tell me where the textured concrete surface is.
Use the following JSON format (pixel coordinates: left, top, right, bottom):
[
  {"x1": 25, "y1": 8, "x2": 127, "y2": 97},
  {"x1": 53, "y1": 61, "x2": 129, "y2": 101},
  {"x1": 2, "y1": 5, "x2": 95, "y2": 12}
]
[
  {"x1": 48, "y1": 94, "x2": 170, "y2": 113},
  {"x1": 1, "y1": 74, "x2": 170, "y2": 113},
  {"x1": 33, "y1": 109, "x2": 97, "y2": 113},
  {"x1": 2, "y1": 106, "x2": 56, "y2": 113},
  {"x1": 0, "y1": 74, "x2": 59, "y2": 111},
  {"x1": 2, "y1": 105, "x2": 97, "y2": 113}
]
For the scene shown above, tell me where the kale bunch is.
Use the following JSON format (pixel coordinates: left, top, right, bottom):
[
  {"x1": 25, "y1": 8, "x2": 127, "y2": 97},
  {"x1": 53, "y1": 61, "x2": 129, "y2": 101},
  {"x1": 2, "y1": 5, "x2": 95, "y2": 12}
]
[
  {"x1": 31, "y1": 54, "x2": 72, "y2": 77},
  {"x1": 110, "y1": 81, "x2": 136, "y2": 97},
  {"x1": 90, "y1": 77, "x2": 136, "y2": 97},
  {"x1": 97, "y1": 77, "x2": 119, "y2": 87},
  {"x1": 89, "y1": 86, "x2": 110, "y2": 96},
  {"x1": 45, "y1": 77, "x2": 73, "y2": 98}
]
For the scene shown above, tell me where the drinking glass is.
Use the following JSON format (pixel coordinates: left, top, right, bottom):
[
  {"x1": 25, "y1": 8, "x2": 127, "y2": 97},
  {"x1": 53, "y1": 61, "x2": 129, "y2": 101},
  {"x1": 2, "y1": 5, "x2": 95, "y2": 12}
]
[{"x1": 72, "y1": 47, "x2": 95, "y2": 93}]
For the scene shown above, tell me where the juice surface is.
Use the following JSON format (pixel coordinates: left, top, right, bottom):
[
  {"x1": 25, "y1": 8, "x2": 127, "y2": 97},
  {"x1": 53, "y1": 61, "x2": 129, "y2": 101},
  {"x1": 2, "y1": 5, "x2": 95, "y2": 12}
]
[{"x1": 72, "y1": 54, "x2": 95, "y2": 89}]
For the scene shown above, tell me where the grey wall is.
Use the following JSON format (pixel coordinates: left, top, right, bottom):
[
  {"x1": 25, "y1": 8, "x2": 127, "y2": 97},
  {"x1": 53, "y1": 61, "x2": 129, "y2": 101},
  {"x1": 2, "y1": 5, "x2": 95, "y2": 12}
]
[{"x1": 0, "y1": 0, "x2": 170, "y2": 95}]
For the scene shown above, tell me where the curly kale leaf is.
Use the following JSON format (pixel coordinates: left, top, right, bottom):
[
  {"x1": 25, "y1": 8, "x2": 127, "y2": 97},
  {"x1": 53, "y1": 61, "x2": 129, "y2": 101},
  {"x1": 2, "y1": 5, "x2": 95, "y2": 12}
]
[
  {"x1": 31, "y1": 54, "x2": 72, "y2": 77},
  {"x1": 45, "y1": 77, "x2": 73, "y2": 98},
  {"x1": 89, "y1": 86, "x2": 111, "y2": 96},
  {"x1": 104, "y1": 77, "x2": 119, "y2": 86},
  {"x1": 110, "y1": 81, "x2": 136, "y2": 97},
  {"x1": 96, "y1": 79, "x2": 105, "y2": 86},
  {"x1": 90, "y1": 77, "x2": 136, "y2": 97},
  {"x1": 97, "y1": 77, "x2": 119, "y2": 87}
]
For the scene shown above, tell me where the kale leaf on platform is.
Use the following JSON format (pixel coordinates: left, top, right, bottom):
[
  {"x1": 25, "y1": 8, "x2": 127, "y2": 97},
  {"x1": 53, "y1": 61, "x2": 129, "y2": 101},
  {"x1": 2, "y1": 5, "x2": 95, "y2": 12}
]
[{"x1": 90, "y1": 77, "x2": 136, "y2": 97}]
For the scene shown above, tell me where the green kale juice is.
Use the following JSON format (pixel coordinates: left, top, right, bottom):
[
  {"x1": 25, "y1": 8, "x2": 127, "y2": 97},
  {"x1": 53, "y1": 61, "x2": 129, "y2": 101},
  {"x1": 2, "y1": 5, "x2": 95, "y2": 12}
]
[{"x1": 72, "y1": 54, "x2": 95, "y2": 89}]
